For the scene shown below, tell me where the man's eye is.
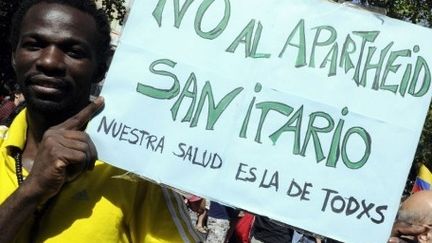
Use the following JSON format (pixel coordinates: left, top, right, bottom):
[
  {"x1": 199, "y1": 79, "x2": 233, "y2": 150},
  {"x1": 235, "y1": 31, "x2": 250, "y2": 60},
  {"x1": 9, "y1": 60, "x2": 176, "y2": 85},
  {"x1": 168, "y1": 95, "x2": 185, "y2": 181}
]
[
  {"x1": 22, "y1": 41, "x2": 42, "y2": 51},
  {"x1": 67, "y1": 48, "x2": 87, "y2": 59}
]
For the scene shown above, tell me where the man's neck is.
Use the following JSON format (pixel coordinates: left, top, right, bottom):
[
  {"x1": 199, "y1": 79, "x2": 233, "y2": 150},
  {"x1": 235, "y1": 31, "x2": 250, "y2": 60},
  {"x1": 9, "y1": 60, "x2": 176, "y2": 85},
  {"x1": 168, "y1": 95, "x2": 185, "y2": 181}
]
[
  {"x1": 26, "y1": 110, "x2": 54, "y2": 142},
  {"x1": 22, "y1": 110, "x2": 57, "y2": 171}
]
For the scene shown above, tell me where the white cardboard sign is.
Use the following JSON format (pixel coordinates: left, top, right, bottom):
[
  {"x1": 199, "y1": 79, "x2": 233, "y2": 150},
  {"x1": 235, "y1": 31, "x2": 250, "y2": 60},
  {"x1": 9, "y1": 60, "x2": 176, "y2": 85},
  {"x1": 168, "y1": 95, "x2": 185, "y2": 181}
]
[{"x1": 87, "y1": 1, "x2": 432, "y2": 242}]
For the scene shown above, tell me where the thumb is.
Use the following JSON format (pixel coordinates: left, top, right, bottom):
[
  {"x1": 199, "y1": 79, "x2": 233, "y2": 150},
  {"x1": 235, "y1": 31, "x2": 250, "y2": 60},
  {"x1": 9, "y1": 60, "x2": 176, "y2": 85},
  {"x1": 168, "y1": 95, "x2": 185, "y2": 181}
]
[{"x1": 54, "y1": 96, "x2": 104, "y2": 130}]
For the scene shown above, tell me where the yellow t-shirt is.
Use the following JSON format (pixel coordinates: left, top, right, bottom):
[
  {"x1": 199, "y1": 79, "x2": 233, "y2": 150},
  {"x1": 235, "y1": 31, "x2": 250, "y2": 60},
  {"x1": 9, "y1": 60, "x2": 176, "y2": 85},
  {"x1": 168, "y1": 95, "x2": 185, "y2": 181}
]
[{"x1": 0, "y1": 110, "x2": 202, "y2": 243}]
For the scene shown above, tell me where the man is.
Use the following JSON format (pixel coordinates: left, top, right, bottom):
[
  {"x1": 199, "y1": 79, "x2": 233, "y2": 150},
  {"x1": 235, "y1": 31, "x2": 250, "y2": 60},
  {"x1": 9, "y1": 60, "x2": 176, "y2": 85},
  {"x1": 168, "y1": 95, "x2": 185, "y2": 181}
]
[
  {"x1": 389, "y1": 191, "x2": 432, "y2": 243},
  {"x1": 0, "y1": 0, "x2": 202, "y2": 242}
]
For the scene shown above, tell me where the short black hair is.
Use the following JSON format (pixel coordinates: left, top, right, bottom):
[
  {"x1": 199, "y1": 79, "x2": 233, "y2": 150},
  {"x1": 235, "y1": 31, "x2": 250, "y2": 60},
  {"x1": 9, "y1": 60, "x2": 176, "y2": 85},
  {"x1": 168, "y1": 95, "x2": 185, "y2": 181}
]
[{"x1": 10, "y1": 0, "x2": 112, "y2": 80}]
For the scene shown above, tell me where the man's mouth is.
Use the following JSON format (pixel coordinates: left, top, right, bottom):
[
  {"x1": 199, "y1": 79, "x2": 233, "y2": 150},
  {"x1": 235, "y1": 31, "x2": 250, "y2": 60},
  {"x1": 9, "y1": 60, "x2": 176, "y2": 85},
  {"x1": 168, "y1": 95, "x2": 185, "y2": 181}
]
[
  {"x1": 28, "y1": 76, "x2": 69, "y2": 96},
  {"x1": 31, "y1": 84, "x2": 62, "y2": 95}
]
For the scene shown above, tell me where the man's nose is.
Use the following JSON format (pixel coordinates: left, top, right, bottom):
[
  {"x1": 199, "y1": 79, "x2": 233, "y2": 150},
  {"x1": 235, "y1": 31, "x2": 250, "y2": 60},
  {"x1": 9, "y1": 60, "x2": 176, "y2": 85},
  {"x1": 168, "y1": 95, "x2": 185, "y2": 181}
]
[{"x1": 35, "y1": 46, "x2": 66, "y2": 76}]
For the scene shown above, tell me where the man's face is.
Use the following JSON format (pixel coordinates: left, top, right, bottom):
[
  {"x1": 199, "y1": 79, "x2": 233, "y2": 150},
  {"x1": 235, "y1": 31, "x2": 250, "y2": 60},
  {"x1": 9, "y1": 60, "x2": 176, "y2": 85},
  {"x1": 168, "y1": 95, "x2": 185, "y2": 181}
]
[{"x1": 12, "y1": 2, "x2": 99, "y2": 118}]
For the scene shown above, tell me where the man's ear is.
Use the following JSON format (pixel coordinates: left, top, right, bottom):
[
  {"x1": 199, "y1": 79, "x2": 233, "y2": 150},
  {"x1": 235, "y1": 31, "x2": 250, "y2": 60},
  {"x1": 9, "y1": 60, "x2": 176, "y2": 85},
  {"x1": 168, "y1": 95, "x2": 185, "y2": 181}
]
[
  {"x1": 94, "y1": 63, "x2": 107, "y2": 83},
  {"x1": 11, "y1": 53, "x2": 16, "y2": 71}
]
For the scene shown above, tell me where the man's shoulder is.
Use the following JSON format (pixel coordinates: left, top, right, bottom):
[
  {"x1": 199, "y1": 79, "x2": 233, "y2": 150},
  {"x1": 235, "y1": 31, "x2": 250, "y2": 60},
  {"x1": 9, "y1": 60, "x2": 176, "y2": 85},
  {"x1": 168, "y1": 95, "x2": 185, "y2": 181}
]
[
  {"x1": 0, "y1": 109, "x2": 27, "y2": 150},
  {"x1": 0, "y1": 125, "x2": 10, "y2": 146},
  {"x1": 0, "y1": 125, "x2": 9, "y2": 139}
]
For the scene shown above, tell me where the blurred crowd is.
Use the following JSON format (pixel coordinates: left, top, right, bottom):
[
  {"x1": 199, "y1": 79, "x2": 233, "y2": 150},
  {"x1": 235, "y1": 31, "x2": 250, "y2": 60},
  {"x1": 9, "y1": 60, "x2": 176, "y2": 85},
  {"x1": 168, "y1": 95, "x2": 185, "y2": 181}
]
[
  {"x1": 183, "y1": 194, "x2": 341, "y2": 243},
  {"x1": 182, "y1": 187, "x2": 432, "y2": 243},
  {"x1": 0, "y1": 81, "x2": 25, "y2": 127}
]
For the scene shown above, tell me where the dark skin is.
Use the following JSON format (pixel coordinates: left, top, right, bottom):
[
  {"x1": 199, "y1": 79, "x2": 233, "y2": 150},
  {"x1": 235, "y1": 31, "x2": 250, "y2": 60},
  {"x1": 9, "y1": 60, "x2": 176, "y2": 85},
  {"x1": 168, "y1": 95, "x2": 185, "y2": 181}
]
[{"x1": 0, "y1": 3, "x2": 105, "y2": 242}]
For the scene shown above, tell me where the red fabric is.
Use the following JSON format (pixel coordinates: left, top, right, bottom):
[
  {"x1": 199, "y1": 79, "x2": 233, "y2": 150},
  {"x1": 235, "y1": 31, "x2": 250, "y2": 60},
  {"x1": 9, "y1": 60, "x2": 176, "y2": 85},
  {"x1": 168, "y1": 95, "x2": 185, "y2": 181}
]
[
  {"x1": 0, "y1": 101, "x2": 16, "y2": 122},
  {"x1": 233, "y1": 212, "x2": 255, "y2": 243},
  {"x1": 186, "y1": 195, "x2": 202, "y2": 202}
]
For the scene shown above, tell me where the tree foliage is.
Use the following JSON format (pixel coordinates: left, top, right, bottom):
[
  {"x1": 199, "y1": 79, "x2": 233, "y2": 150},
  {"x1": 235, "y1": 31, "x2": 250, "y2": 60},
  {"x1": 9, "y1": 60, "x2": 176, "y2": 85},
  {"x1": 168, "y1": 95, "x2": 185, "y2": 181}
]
[
  {"x1": 390, "y1": 0, "x2": 432, "y2": 192},
  {"x1": 365, "y1": 0, "x2": 432, "y2": 27},
  {"x1": 100, "y1": 0, "x2": 127, "y2": 25},
  {"x1": 362, "y1": 0, "x2": 432, "y2": 193}
]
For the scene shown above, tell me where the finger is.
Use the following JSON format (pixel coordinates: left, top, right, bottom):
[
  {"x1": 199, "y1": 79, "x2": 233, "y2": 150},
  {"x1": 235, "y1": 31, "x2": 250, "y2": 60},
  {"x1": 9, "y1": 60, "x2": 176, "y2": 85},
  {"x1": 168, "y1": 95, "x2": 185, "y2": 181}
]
[
  {"x1": 55, "y1": 146, "x2": 89, "y2": 167},
  {"x1": 64, "y1": 148, "x2": 96, "y2": 182},
  {"x1": 86, "y1": 139, "x2": 97, "y2": 170},
  {"x1": 57, "y1": 138, "x2": 90, "y2": 155},
  {"x1": 388, "y1": 237, "x2": 400, "y2": 243},
  {"x1": 45, "y1": 130, "x2": 97, "y2": 169},
  {"x1": 60, "y1": 130, "x2": 91, "y2": 143},
  {"x1": 57, "y1": 136, "x2": 97, "y2": 170},
  {"x1": 55, "y1": 96, "x2": 104, "y2": 130}
]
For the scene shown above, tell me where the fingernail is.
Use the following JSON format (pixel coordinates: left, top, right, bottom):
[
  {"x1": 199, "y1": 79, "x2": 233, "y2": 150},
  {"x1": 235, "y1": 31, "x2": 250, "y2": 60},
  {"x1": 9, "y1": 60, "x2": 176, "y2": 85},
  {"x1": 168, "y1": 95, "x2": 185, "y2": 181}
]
[
  {"x1": 388, "y1": 237, "x2": 399, "y2": 243},
  {"x1": 94, "y1": 96, "x2": 104, "y2": 106}
]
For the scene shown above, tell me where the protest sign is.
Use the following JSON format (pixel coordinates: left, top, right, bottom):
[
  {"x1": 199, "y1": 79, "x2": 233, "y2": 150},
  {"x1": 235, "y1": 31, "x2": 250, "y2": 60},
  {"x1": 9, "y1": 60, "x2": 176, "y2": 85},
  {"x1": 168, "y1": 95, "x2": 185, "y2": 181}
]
[{"x1": 86, "y1": 0, "x2": 432, "y2": 242}]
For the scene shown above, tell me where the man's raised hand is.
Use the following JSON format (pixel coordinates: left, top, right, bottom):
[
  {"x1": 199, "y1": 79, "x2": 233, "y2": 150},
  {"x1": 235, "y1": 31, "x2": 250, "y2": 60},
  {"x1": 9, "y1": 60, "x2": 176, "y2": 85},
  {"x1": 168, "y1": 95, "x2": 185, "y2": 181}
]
[{"x1": 24, "y1": 97, "x2": 104, "y2": 203}]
